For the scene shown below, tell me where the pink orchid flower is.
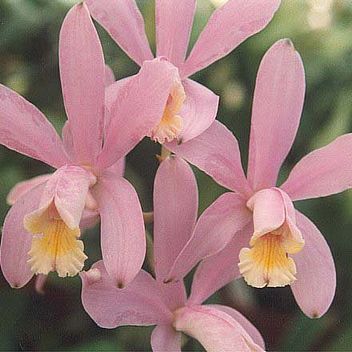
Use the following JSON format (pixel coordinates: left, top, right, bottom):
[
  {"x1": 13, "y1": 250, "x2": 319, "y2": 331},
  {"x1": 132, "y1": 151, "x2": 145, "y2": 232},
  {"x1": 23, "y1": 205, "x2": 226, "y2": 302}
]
[
  {"x1": 0, "y1": 3, "x2": 179, "y2": 288},
  {"x1": 86, "y1": 0, "x2": 280, "y2": 145},
  {"x1": 165, "y1": 39, "x2": 352, "y2": 319},
  {"x1": 81, "y1": 156, "x2": 265, "y2": 352}
]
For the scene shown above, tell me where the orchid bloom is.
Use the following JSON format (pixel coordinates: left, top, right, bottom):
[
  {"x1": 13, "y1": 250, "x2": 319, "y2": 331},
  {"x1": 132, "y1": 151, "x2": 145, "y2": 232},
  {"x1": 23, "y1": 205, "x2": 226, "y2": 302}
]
[
  {"x1": 164, "y1": 39, "x2": 352, "y2": 319},
  {"x1": 86, "y1": 0, "x2": 280, "y2": 145},
  {"x1": 81, "y1": 156, "x2": 265, "y2": 352},
  {"x1": 0, "y1": 3, "x2": 179, "y2": 288}
]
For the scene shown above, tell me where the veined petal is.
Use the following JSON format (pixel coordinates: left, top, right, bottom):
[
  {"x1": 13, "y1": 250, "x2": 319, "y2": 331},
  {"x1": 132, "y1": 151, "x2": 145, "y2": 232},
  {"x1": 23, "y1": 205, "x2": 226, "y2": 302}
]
[
  {"x1": 81, "y1": 261, "x2": 172, "y2": 328},
  {"x1": 166, "y1": 193, "x2": 251, "y2": 283},
  {"x1": 181, "y1": 0, "x2": 280, "y2": 78},
  {"x1": 155, "y1": 0, "x2": 196, "y2": 67},
  {"x1": 97, "y1": 59, "x2": 179, "y2": 169},
  {"x1": 1, "y1": 184, "x2": 45, "y2": 288},
  {"x1": 177, "y1": 79, "x2": 219, "y2": 143},
  {"x1": 281, "y1": 133, "x2": 352, "y2": 201},
  {"x1": 93, "y1": 173, "x2": 145, "y2": 288},
  {"x1": 151, "y1": 325, "x2": 182, "y2": 352},
  {"x1": 59, "y1": 3, "x2": 105, "y2": 164},
  {"x1": 7, "y1": 174, "x2": 51, "y2": 205},
  {"x1": 174, "y1": 305, "x2": 263, "y2": 352},
  {"x1": 86, "y1": 0, "x2": 153, "y2": 66},
  {"x1": 167, "y1": 121, "x2": 251, "y2": 196},
  {"x1": 189, "y1": 224, "x2": 252, "y2": 305},
  {"x1": 208, "y1": 304, "x2": 265, "y2": 350},
  {"x1": 0, "y1": 84, "x2": 69, "y2": 168},
  {"x1": 247, "y1": 39, "x2": 305, "y2": 190},
  {"x1": 154, "y1": 156, "x2": 198, "y2": 282},
  {"x1": 291, "y1": 212, "x2": 336, "y2": 318}
]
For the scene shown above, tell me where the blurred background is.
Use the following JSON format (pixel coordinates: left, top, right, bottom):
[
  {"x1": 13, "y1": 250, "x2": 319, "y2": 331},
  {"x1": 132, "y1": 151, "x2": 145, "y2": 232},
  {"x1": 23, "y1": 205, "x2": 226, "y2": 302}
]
[{"x1": 0, "y1": 0, "x2": 351, "y2": 350}]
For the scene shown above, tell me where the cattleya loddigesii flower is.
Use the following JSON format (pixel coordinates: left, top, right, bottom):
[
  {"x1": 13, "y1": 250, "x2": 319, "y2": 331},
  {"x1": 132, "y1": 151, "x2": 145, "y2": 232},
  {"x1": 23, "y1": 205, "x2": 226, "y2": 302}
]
[
  {"x1": 86, "y1": 0, "x2": 280, "y2": 145},
  {"x1": 81, "y1": 156, "x2": 265, "y2": 352},
  {"x1": 165, "y1": 38, "x2": 352, "y2": 318},
  {"x1": 0, "y1": 3, "x2": 180, "y2": 288}
]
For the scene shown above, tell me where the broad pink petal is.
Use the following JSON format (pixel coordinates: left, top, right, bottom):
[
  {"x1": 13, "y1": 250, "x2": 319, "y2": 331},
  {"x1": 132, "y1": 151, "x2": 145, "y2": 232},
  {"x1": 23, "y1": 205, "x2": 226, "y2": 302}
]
[
  {"x1": 174, "y1": 305, "x2": 263, "y2": 351},
  {"x1": 209, "y1": 304, "x2": 265, "y2": 349},
  {"x1": 151, "y1": 325, "x2": 182, "y2": 352},
  {"x1": 81, "y1": 261, "x2": 172, "y2": 328},
  {"x1": 247, "y1": 188, "x2": 285, "y2": 238},
  {"x1": 59, "y1": 3, "x2": 105, "y2": 165},
  {"x1": 0, "y1": 84, "x2": 69, "y2": 168},
  {"x1": 7, "y1": 174, "x2": 51, "y2": 205},
  {"x1": 291, "y1": 212, "x2": 336, "y2": 318},
  {"x1": 154, "y1": 156, "x2": 198, "y2": 281},
  {"x1": 177, "y1": 79, "x2": 219, "y2": 143},
  {"x1": 281, "y1": 133, "x2": 352, "y2": 201},
  {"x1": 166, "y1": 193, "x2": 251, "y2": 282},
  {"x1": 1, "y1": 184, "x2": 45, "y2": 288},
  {"x1": 159, "y1": 281, "x2": 187, "y2": 313},
  {"x1": 167, "y1": 121, "x2": 251, "y2": 196},
  {"x1": 93, "y1": 174, "x2": 145, "y2": 288},
  {"x1": 86, "y1": 0, "x2": 153, "y2": 66},
  {"x1": 155, "y1": 0, "x2": 196, "y2": 67},
  {"x1": 97, "y1": 59, "x2": 179, "y2": 169},
  {"x1": 247, "y1": 39, "x2": 305, "y2": 191},
  {"x1": 181, "y1": 0, "x2": 280, "y2": 78},
  {"x1": 105, "y1": 65, "x2": 115, "y2": 87},
  {"x1": 189, "y1": 224, "x2": 252, "y2": 305},
  {"x1": 31, "y1": 166, "x2": 93, "y2": 229}
]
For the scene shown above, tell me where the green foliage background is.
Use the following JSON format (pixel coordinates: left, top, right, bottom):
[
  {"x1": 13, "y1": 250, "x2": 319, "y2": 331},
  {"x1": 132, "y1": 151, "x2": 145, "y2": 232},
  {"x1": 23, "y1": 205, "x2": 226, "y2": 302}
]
[{"x1": 0, "y1": 0, "x2": 351, "y2": 350}]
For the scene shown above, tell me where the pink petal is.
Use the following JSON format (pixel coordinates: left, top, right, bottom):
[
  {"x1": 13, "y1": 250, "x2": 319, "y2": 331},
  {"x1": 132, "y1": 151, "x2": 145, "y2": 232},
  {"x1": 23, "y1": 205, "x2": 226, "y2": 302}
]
[
  {"x1": 7, "y1": 174, "x2": 51, "y2": 205},
  {"x1": 247, "y1": 39, "x2": 305, "y2": 191},
  {"x1": 81, "y1": 261, "x2": 172, "y2": 328},
  {"x1": 154, "y1": 156, "x2": 198, "y2": 281},
  {"x1": 107, "y1": 158, "x2": 126, "y2": 177},
  {"x1": 189, "y1": 224, "x2": 252, "y2": 305},
  {"x1": 93, "y1": 174, "x2": 145, "y2": 288},
  {"x1": 105, "y1": 65, "x2": 115, "y2": 87},
  {"x1": 80, "y1": 209, "x2": 99, "y2": 231},
  {"x1": 291, "y1": 212, "x2": 336, "y2": 318},
  {"x1": 209, "y1": 304, "x2": 265, "y2": 349},
  {"x1": 0, "y1": 84, "x2": 69, "y2": 168},
  {"x1": 167, "y1": 121, "x2": 251, "y2": 196},
  {"x1": 35, "y1": 274, "x2": 47, "y2": 294},
  {"x1": 155, "y1": 0, "x2": 196, "y2": 67},
  {"x1": 174, "y1": 305, "x2": 263, "y2": 351},
  {"x1": 61, "y1": 121, "x2": 75, "y2": 159},
  {"x1": 180, "y1": 0, "x2": 280, "y2": 78},
  {"x1": 281, "y1": 133, "x2": 352, "y2": 201},
  {"x1": 247, "y1": 188, "x2": 285, "y2": 238},
  {"x1": 86, "y1": 0, "x2": 153, "y2": 66},
  {"x1": 159, "y1": 281, "x2": 187, "y2": 313},
  {"x1": 151, "y1": 325, "x2": 182, "y2": 352},
  {"x1": 166, "y1": 193, "x2": 251, "y2": 283},
  {"x1": 1, "y1": 184, "x2": 45, "y2": 288},
  {"x1": 97, "y1": 59, "x2": 180, "y2": 169},
  {"x1": 177, "y1": 79, "x2": 219, "y2": 143},
  {"x1": 59, "y1": 3, "x2": 105, "y2": 165},
  {"x1": 34, "y1": 166, "x2": 92, "y2": 229}
]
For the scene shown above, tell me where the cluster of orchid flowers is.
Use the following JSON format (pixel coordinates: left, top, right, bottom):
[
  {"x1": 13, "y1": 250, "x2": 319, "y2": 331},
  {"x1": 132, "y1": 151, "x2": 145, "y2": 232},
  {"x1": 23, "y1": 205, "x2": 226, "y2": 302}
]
[{"x1": 0, "y1": 0, "x2": 350, "y2": 350}]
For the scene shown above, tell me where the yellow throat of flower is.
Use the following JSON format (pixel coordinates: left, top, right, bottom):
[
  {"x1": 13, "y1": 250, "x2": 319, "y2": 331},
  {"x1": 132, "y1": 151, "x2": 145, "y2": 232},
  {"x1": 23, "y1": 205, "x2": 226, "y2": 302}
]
[
  {"x1": 238, "y1": 230, "x2": 304, "y2": 288},
  {"x1": 149, "y1": 83, "x2": 186, "y2": 144},
  {"x1": 24, "y1": 206, "x2": 87, "y2": 277}
]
